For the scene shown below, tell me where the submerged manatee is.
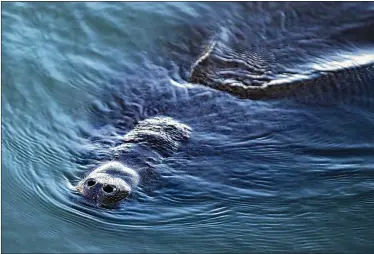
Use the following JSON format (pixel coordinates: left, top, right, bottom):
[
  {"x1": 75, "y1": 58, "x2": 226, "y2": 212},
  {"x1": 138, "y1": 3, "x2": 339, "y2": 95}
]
[
  {"x1": 159, "y1": 2, "x2": 374, "y2": 104},
  {"x1": 188, "y1": 39, "x2": 374, "y2": 103},
  {"x1": 76, "y1": 116, "x2": 191, "y2": 207}
]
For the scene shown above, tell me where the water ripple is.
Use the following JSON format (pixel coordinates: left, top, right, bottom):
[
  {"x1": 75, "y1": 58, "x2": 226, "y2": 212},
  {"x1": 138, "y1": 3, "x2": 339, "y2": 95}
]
[{"x1": 3, "y1": 2, "x2": 374, "y2": 253}]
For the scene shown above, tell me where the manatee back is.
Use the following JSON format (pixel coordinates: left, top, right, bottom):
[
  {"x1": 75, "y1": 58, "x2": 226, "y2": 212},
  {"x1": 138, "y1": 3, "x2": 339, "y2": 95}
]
[
  {"x1": 188, "y1": 37, "x2": 374, "y2": 106},
  {"x1": 119, "y1": 117, "x2": 191, "y2": 156}
]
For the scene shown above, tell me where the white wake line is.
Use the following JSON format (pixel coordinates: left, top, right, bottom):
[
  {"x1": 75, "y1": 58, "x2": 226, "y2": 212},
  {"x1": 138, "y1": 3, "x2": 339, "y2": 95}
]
[
  {"x1": 311, "y1": 51, "x2": 374, "y2": 71},
  {"x1": 267, "y1": 51, "x2": 374, "y2": 87}
]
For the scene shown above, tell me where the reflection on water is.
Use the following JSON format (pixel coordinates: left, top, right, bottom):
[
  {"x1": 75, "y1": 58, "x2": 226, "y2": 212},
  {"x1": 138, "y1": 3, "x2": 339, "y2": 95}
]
[{"x1": 2, "y1": 2, "x2": 374, "y2": 253}]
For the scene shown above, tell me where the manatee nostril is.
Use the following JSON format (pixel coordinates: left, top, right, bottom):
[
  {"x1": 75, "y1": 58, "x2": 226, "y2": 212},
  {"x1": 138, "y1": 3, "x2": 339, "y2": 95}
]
[
  {"x1": 87, "y1": 180, "x2": 96, "y2": 187},
  {"x1": 103, "y1": 185, "x2": 115, "y2": 193}
]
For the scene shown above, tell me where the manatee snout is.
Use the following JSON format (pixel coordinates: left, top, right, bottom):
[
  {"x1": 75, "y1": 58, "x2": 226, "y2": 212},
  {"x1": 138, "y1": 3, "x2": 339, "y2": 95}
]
[{"x1": 77, "y1": 172, "x2": 132, "y2": 207}]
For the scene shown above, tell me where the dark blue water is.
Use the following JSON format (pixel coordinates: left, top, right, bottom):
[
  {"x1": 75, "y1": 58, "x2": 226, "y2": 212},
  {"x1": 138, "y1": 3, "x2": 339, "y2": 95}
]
[{"x1": 2, "y1": 2, "x2": 374, "y2": 253}]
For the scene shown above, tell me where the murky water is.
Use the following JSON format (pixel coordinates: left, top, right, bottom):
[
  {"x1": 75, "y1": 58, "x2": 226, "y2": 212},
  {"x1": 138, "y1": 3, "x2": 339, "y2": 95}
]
[{"x1": 2, "y1": 2, "x2": 374, "y2": 253}]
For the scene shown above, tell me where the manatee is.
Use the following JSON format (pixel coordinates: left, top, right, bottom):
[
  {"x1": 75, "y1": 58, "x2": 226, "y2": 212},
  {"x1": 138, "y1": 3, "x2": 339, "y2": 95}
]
[
  {"x1": 156, "y1": 2, "x2": 374, "y2": 105},
  {"x1": 76, "y1": 116, "x2": 191, "y2": 207},
  {"x1": 188, "y1": 39, "x2": 374, "y2": 104}
]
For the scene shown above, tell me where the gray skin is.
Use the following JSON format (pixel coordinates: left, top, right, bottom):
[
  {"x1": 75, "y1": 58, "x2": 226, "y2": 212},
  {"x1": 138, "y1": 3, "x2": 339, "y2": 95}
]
[
  {"x1": 76, "y1": 117, "x2": 191, "y2": 207},
  {"x1": 188, "y1": 40, "x2": 374, "y2": 103}
]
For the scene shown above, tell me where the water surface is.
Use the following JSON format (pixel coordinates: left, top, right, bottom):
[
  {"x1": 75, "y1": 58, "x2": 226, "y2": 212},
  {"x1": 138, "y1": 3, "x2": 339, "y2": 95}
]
[{"x1": 2, "y1": 2, "x2": 374, "y2": 253}]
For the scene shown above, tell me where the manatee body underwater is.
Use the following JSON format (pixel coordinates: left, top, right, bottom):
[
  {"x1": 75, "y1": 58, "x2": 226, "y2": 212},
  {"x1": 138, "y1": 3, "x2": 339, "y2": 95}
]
[
  {"x1": 162, "y1": 2, "x2": 374, "y2": 105},
  {"x1": 188, "y1": 39, "x2": 374, "y2": 104},
  {"x1": 76, "y1": 117, "x2": 191, "y2": 207}
]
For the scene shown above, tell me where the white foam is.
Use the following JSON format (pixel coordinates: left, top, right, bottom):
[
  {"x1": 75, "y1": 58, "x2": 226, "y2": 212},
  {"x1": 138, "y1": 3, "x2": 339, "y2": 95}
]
[{"x1": 311, "y1": 51, "x2": 374, "y2": 71}]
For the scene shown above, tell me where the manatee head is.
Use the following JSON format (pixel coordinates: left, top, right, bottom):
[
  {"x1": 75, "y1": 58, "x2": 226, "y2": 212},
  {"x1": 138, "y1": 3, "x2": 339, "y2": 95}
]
[{"x1": 77, "y1": 172, "x2": 132, "y2": 207}]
